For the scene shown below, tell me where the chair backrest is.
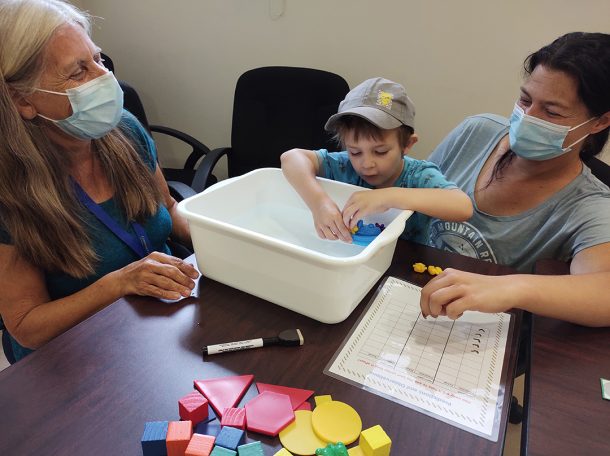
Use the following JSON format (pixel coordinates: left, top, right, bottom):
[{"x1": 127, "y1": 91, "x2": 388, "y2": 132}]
[
  {"x1": 118, "y1": 80, "x2": 151, "y2": 132},
  {"x1": 584, "y1": 156, "x2": 610, "y2": 187},
  {"x1": 228, "y1": 66, "x2": 350, "y2": 178},
  {"x1": 101, "y1": 53, "x2": 151, "y2": 131}
]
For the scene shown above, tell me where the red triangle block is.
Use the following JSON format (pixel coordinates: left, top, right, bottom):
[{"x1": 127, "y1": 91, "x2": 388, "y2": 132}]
[
  {"x1": 255, "y1": 383, "x2": 314, "y2": 410},
  {"x1": 194, "y1": 375, "x2": 254, "y2": 418}
]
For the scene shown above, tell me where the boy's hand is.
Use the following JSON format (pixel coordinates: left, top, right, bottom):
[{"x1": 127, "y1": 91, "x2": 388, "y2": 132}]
[
  {"x1": 342, "y1": 189, "x2": 392, "y2": 229},
  {"x1": 312, "y1": 200, "x2": 353, "y2": 242}
]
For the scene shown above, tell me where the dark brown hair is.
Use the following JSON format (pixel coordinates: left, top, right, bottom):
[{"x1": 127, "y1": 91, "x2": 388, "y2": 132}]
[
  {"x1": 491, "y1": 32, "x2": 610, "y2": 181},
  {"x1": 331, "y1": 115, "x2": 414, "y2": 149}
]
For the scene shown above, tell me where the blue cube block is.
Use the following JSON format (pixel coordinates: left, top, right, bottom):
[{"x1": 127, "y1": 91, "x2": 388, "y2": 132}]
[
  {"x1": 238, "y1": 441, "x2": 264, "y2": 455},
  {"x1": 215, "y1": 426, "x2": 245, "y2": 451},
  {"x1": 141, "y1": 421, "x2": 168, "y2": 456},
  {"x1": 194, "y1": 419, "x2": 222, "y2": 436}
]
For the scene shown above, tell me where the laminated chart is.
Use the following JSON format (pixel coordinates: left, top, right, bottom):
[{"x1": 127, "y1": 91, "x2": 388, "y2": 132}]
[{"x1": 325, "y1": 276, "x2": 511, "y2": 441}]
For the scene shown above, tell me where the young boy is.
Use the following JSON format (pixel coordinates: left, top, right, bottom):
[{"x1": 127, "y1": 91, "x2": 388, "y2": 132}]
[{"x1": 281, "y1": 77, "x2": 472, "y2": 244}]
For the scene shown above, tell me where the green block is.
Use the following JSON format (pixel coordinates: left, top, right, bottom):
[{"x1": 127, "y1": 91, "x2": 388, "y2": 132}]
[
  {"x1": 211, "y1": 445, "x2": 237, "y2": 456},
  {"x1": 238, "y1": 441, "x2": 264, "y2": 455}
]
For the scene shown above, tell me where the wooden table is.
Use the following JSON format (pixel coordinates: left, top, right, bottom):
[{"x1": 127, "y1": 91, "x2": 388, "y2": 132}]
[
  {"x1": 525, "y1": 260, "x2": 610, "y2": 455},
  {"x1": 0, "y1": 241, "x2": 520, "y2": 455}
]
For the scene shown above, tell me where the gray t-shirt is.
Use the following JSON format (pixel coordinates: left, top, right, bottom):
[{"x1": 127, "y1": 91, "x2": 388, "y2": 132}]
[{"x1": 427, "y1": 114, "x2": 610, "y2": 272}]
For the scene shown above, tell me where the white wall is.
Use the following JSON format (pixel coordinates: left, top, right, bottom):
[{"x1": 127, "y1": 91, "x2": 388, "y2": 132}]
[{"x1": 80, "y1": 0, "x2": 610, "y2": 177}]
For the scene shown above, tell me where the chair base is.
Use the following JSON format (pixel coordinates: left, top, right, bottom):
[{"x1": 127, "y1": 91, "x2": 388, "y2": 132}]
[{"x1": 509, "y1": 395, "x2": 523, "y2": 424}]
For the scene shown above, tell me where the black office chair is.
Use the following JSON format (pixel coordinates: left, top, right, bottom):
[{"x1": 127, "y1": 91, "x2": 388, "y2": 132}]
[
  {"x1": 101, "y1": 53, "x2": 215, "y2": 196},
  {"x1": 585, "y1": 156, "x2": 610, "y2": 186},
  {"x1": 189, "y1": 66, "x2": 350, "y2": 192}
]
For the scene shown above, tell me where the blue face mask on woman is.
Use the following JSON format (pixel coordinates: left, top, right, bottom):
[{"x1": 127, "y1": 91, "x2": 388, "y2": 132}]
[
  {"x1": 509, "y1": 104, "x2": 595, "y2": 161},
  {"x1": 35, "y1": 72, "x2": 124, "y2": 140}
]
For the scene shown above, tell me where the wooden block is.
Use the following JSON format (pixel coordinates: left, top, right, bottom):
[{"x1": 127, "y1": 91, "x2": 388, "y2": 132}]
[
  {"x1": 185, "y1": 433, "x2": 215, "y2": 456},
  {"x1": 141, "y1": 421, "x2": 168, "y2": 456},
  {"x1": 359, "y1": 425, "x2": 391, "y2": 456},
  {"x1": 221, "y1": 407, "x2": 246, "y2": 429},
  {"x1": 210, "y1": 446, "x2": 237, "y2": 455},
  {"x1": 236, "y1": 440, "x2": 264, "y2": 455},
  {"x1": 180, "y1": 391, "x2": 210, "y2": 425},
  {"x1": 215, "y1": 426, "x2": 245, "y2": 451},
  {"x1": 194, "y1": 419, "x2": 221, "y2": 437},
  {"x1": 167, "y1": 420, "x2": 193, "y2": 456}
]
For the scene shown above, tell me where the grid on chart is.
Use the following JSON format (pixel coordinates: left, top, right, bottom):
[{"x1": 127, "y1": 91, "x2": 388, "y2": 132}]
[{"x1": 357, "y1": 285, "x2": 486, "y2": 396}]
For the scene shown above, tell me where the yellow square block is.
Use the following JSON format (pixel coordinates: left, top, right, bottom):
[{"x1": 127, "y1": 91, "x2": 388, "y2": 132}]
[
  {"x1": 273, "y1": 448, "x2": 293, "y2": 456},
  {"x1": 314, "y1": 395, "x2": 332, "y2": 406},
  {"x1": 360, "y1": 425, "x2": 391, "y2": 456}
]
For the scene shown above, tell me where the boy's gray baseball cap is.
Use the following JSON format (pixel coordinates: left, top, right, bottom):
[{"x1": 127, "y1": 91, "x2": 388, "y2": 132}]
[{"x1": 325, "y1": 77, "x2": 416, "y2": 131}]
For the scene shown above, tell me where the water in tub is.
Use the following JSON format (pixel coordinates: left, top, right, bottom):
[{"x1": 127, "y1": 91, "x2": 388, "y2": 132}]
[{"x1": 231, "y1": 202, "x2": 366, "y2": 258}]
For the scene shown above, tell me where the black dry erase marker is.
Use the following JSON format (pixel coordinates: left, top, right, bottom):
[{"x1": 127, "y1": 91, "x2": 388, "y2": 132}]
[{"x1": 202, "y1": 329, "x2": 304, "y2": 357}]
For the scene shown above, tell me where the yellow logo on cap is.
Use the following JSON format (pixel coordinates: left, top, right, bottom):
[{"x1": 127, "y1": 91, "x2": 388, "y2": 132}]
[{"x1": 376, "y1": 90, "x2": 393, "y2": 109}]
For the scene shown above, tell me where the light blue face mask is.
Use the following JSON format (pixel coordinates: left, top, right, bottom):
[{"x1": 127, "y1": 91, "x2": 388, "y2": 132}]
[
  {"x1": 35, "y1": 72, "x2": 124, "y2": 140},
  {"x1": 509, "y1": 104, "x2": 595, "y2": 161}
]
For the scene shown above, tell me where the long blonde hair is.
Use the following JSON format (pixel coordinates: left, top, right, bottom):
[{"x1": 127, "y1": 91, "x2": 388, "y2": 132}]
[{"x1": 0, "y1": 0, "x2": 161, "y2": 278}]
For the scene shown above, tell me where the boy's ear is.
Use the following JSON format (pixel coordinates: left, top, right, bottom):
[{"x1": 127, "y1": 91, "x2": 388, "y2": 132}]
[{"x1": 402, "y1": 133, "x2": 419, "y2": 155}]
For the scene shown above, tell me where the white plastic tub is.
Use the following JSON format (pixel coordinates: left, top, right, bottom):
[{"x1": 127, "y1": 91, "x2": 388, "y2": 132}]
[{"x1": 178, "y1": 168, "x2": 411, "y2": 323}]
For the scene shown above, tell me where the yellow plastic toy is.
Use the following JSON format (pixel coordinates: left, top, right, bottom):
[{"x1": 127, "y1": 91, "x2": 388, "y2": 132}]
[
  {"x1": 412, "y1": 262, "x2": 426, "y2": 273},
  {"x1": 314, "y1": 395, "x2": 332, "y2": 407},
  {"x1": 311, "y1": 400, "x2": 362, "y2": 446},
  {"x1": 427, "y1": 265, "x2": 443, "y2": 276},
  {"x1": 274, "y1": 448, "x2": 294, "y2": 456},
  {"x1": 279, "y1": 410, "x2": 326, "y2": 455}
]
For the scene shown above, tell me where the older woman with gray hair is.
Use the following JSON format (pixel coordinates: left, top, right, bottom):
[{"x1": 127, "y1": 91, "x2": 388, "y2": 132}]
[{"x1": 0, "y1": 0, "x2": 199, "y2": 362}]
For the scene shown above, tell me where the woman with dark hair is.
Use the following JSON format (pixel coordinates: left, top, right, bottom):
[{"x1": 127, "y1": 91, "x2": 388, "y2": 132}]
[{"x1": 421, "y1": 32, "x2": 610, "y2": 325}]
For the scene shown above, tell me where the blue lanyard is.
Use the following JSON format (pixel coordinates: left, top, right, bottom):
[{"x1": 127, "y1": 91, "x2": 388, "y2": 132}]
[{"x1": 72, "y1": 179, "x2": 151, "y2": 258}]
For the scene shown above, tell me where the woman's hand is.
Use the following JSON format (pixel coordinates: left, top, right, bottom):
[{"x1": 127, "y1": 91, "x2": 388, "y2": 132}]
[
  {"x1": 420, "y1": 269, "x2": 518, "y2": 319},
  {"x1": 312, "y1": 199, "x2": 353, "y2": 242},
  {"x1": 113, "y1": 252, "x2": 200, "y2": 300},
  {"x1": 342, "y1": 189, "x2": 393, "y2": 229}
]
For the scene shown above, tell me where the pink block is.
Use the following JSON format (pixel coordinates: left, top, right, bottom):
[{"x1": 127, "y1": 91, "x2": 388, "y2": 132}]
[
  {"x1": 245, "y1": 391, "x2": 295, "y2": 436},
  {"x1": 295, "y1": 401, "x2": 312, "y2": 411},
  {"x1": 167, "y1": 420, "x2": 193, "y2": 456},
  {"x1": 220, "y1": 407, "x2": 246, "y2": 429},
  {"x1": 256, "y1": 383, "x2": 314, "y2": 410},
  {"x1": 185, "y1": 433, "x2": 215, "y2": 456},
  {"x1": 194, "y1": 375, "x2": 254, "y2": 418},
  {"x1": 179, "y1": 391, "x2": 209, "y2": 424}
]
